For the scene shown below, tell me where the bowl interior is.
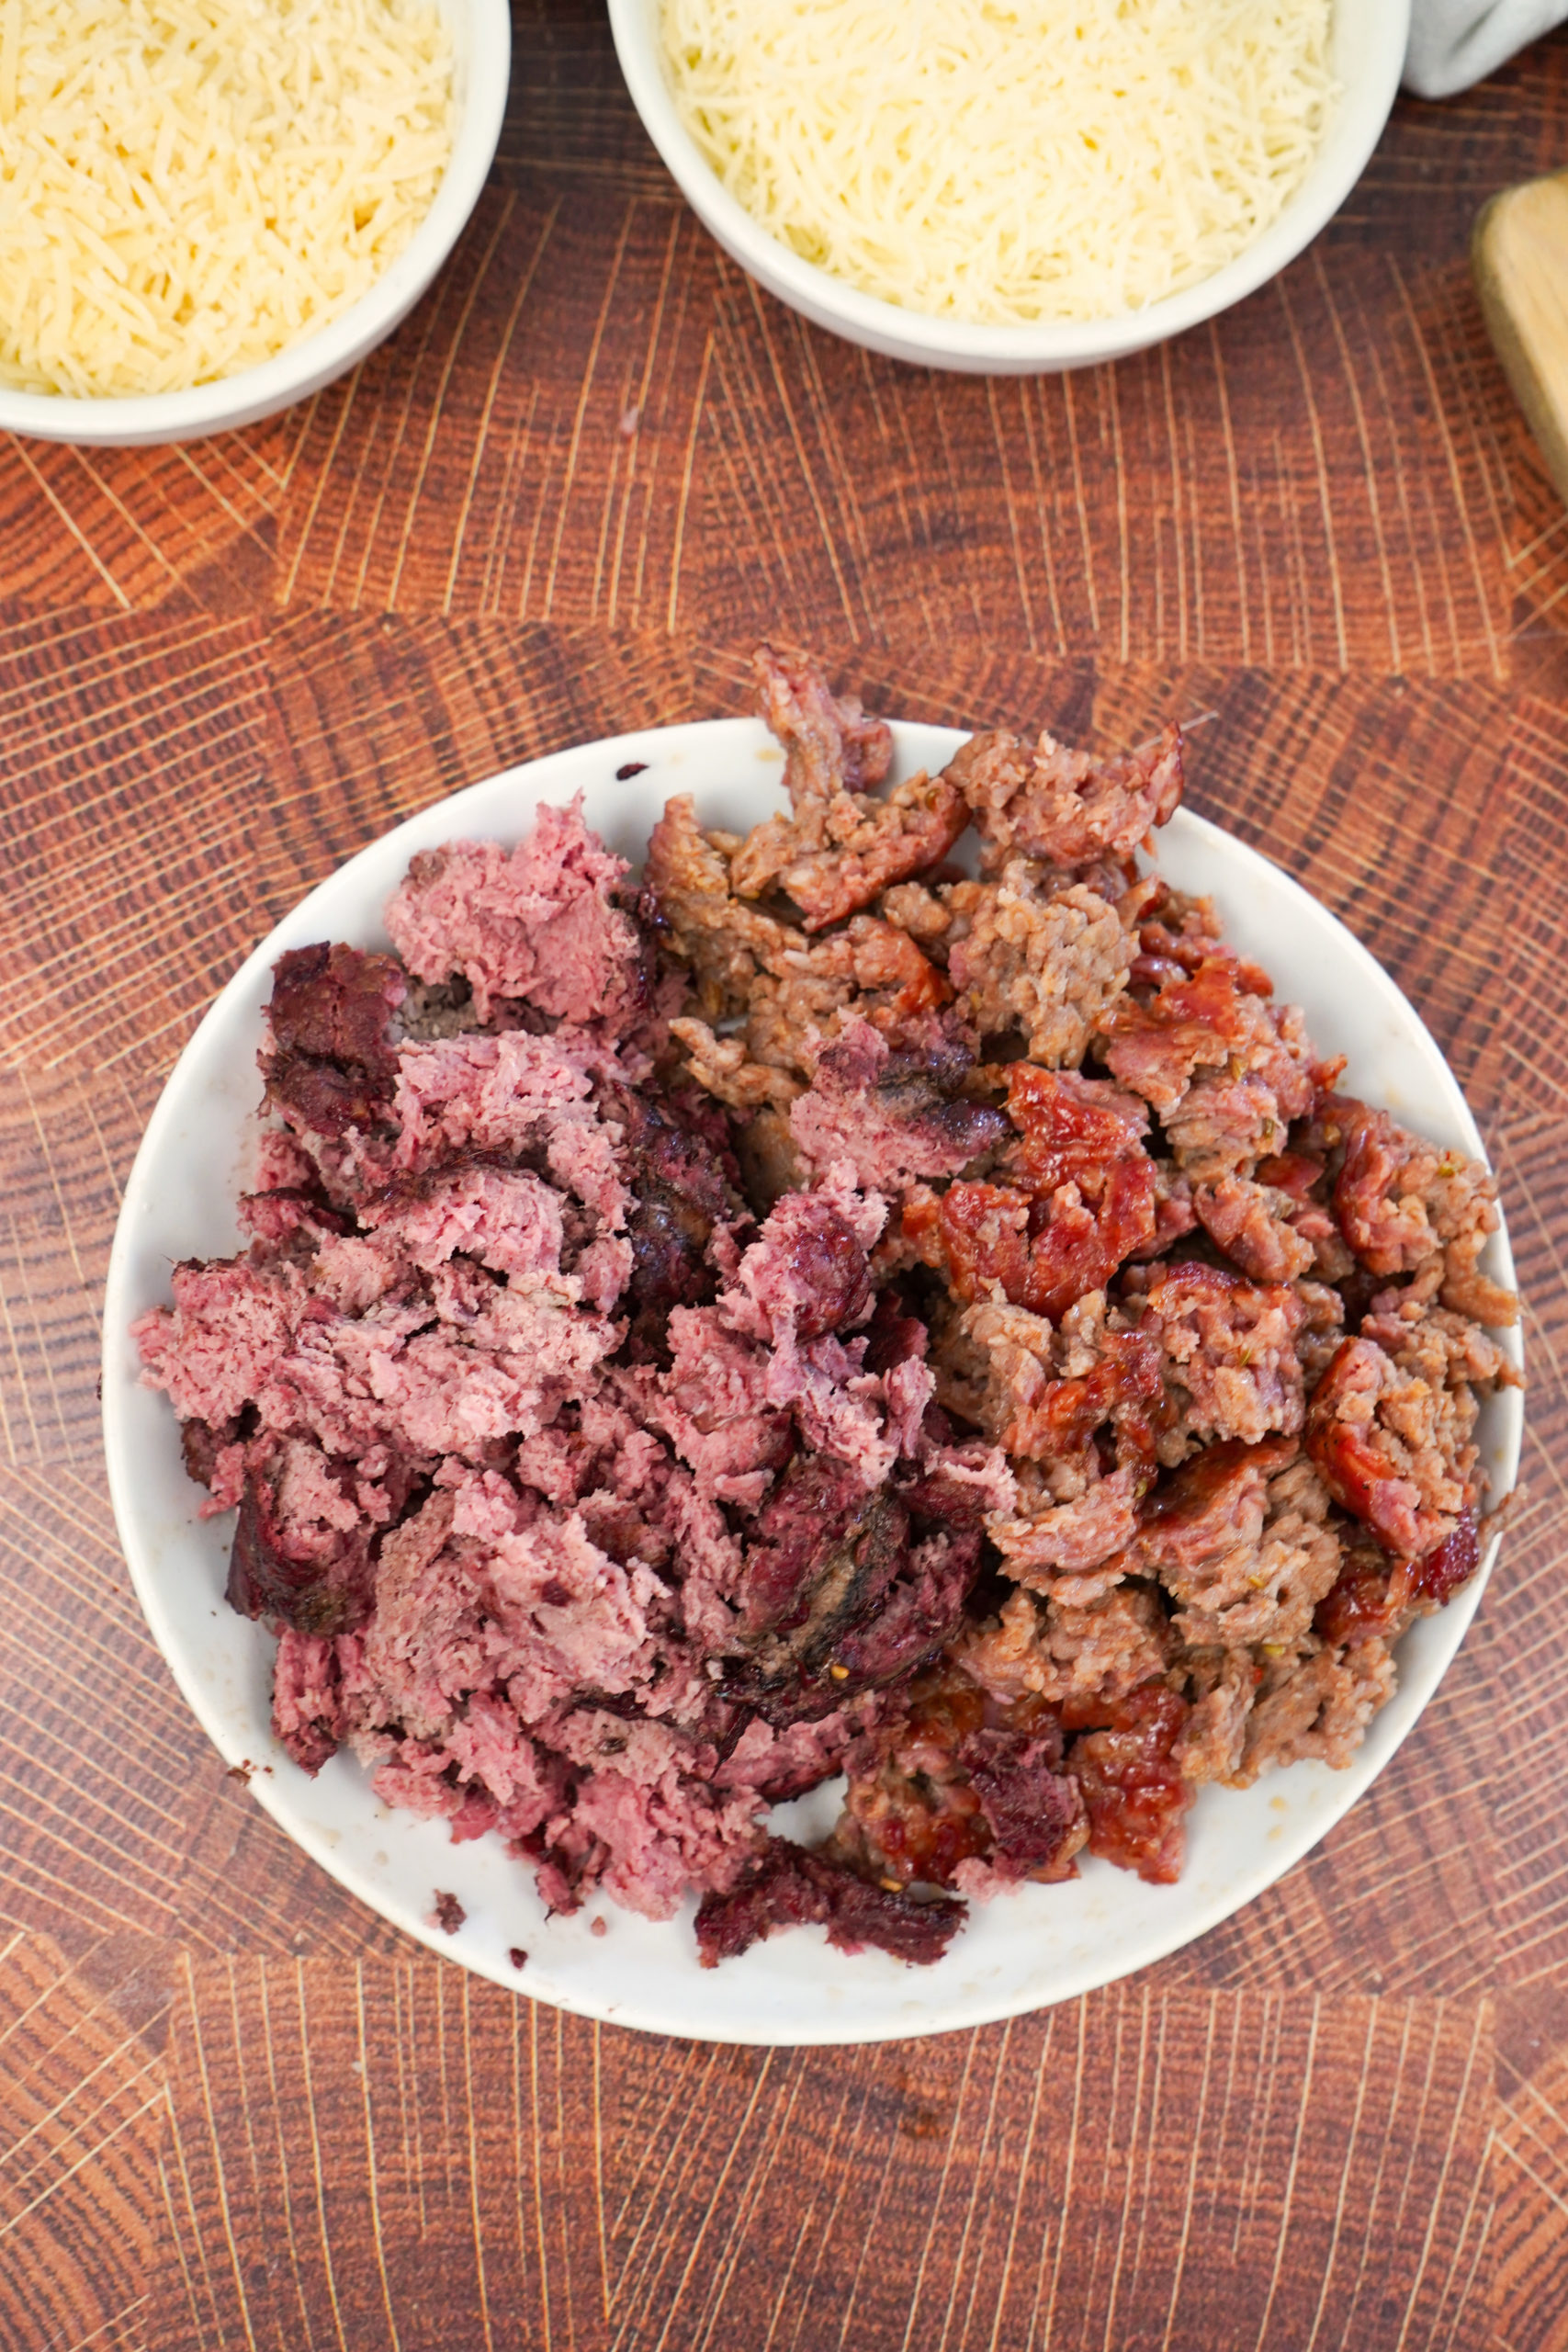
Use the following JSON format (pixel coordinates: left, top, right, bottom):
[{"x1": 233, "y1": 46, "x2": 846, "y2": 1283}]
[
  {"x1": 0, "y1": 0, "x2": 511, "y2": 447},
  {"x1": 609, "y1": 0, "x2": 1410, "y2": 370},
  {"x1": 102, "y1": 719, "x2": 1522, "y2": 2047}
]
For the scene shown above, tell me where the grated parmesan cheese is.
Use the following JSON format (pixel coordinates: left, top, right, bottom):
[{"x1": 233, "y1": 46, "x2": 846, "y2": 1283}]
[
  {"x1": 662, "y1": 0, "x2": 1337, "y2": 323},
  {"x1": 0, "y1": 0, "x2": 454, "y2": 398}
]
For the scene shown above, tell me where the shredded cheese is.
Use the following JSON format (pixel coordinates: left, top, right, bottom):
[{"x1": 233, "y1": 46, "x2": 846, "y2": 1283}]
[
  {"x1": 0, "y1": 0, "x2": 454, "y2": 398},
  {"x1": 662, "y1": 0, "x2": 1337, "y2": 323}
]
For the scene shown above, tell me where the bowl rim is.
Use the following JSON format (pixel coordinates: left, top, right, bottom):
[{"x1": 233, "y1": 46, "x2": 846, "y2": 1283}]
[
  {"x1": 608, "y1": 0, "x2": 1413, "y2": 367},
  {"x1": 0, "y1": 0, "x2": 512, "y2": 447},
  {"x1": 101, "y1": 713, "x2": 1523, "y2": 2046}
]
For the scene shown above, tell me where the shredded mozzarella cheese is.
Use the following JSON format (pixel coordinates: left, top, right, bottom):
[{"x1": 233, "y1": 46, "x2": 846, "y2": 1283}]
[
  {"x1": 662, "y1": 0, "x2": 1337, "y2": 323},
  {"x1": 0, "y1": 0, "x2": 454, "y2": 398}
]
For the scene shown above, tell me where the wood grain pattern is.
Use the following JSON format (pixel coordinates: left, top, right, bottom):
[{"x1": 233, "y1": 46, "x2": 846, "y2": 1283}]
[
  {"x1": 149, "y1": 1966, "x2": 1495, "y2": 2352},
  {"x1": 6, "y1": 4, "x2": 1568, "y2": 2342}
]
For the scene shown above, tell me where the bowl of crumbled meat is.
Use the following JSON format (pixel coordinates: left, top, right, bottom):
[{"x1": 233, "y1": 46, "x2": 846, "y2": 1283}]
[{"x1": 103, "y1": 650, "x2": 1522, "y2": 2045}]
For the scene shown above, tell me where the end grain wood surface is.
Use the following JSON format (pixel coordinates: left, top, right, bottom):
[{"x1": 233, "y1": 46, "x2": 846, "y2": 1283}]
[{"x1": 5, "y1": 7, "x2": 1568, "y2": 2345}]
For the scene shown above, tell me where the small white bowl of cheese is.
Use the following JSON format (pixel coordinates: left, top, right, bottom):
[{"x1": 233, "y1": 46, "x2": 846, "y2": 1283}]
[
  {"x1": 0, "y1": 0, "x2": 510, "y2": 447},
  {"x1": 610, "y1": 0, "x2": 1410, "y2": 374}
]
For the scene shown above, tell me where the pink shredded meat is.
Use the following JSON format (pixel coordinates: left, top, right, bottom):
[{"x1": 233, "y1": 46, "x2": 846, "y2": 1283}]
[
  {"x1": 385, "y1": 797, "x2": 641, "y2": 1026},
  {"x1": 134, "y1": 648, "x2": 1518, "y2": 1967}
]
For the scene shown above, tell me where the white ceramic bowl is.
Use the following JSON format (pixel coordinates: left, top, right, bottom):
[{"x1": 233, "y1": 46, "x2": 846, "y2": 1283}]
[
  {"x1": 0, "y1": 0, "x2": 511, "y2": 448},
  {"x1": 609, "y1": 0, "x2": 1411, "y2": 373},
  {"x1": 103, "y1": 719, "x2": 1521, "y2": 2045}
]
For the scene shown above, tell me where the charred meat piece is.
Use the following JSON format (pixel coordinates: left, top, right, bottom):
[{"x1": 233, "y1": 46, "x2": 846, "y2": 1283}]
[
  {"x1": 723, "y1": 1475, "x2": 912, "y2": 1709},
  {"x1": 822, "y1": 1521, "x2": 984, "y2": 1696},
  {"x1": 261, "y1": 943, "x2": 406, "y2": 1138},
  {"x1": 695, "y1": 1838, "x2": 965, "y2": 1967},
  {"x1": 227, "y1": 1433, "x2": 377, "y2": 1635},
  {"x1": 604, "y1": 1084, "x2": 745, "y2": 1340},
  {"x1": 720, "y1": 1431, "x2": 991, "y2": 1721},
  {"x1": 180, "y1": 1409, "x2": 245, "y2": 1488}
]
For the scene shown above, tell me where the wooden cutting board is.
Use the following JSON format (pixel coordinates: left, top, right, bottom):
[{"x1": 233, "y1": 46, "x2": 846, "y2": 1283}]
[{"x1": 1475, "y1": 169, "x2": 1568, "y2": 508}]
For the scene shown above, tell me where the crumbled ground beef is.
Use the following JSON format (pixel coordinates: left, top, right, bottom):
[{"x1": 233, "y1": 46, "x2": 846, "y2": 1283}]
[
  {"x1": 945, "y1": 865, "x2": 1135, "y2": 1065},
  {"x1": 135, "y1": 649, "x2": 1519, "y2": 1965},
  {"x1": 944, "y1": 721, "x2": 1183, "y2": 871},
  {"x1": 730, "y1": 646, "x2": 965, "y2": 931}
]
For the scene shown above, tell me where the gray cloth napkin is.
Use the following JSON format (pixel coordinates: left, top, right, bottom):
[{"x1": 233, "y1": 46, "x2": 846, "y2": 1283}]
[{"x1": 1404, "y1": 0, "x2": 1566, "y2": 96}]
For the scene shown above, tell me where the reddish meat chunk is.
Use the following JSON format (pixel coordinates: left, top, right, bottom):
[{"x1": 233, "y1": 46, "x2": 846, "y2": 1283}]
[
  {"x1": 271, "y1": 1628, "x2": 347, "y2": 1773},
  {"x1": 1003, "y1": 1063, "x2": 1150, "y2": 1184},
  {"x1": 912, "y1": 1062, "x2": 1161, "y2": 1319},
  {"x1": 836, "y1": 1662, "x2": 1086, "y2": 1891},
  {"x1": 1331, "y1": 1100, "x2": 1516, "y2": 1325},
  {"x1": 1314, "y1": 1507, "x2": 1482, "y2": 1645},
  {"x1": 1066, "y1": 1684, "x2": 1193, "y2": 1883},
  {"x1": 754, "y1": 642, "x2": 894, "y2": 809},
  {"x1": 731, "y1": 649, "x2": 964, "y2": 931},
  {"x1": 1101, "y1": 956, "x2": 1314, "y2": 1130},
  {"x1": 1137, "y1": 1435, "x2": 1298, "y2": 1566},
  {"x1": 1304, "y1": 1335, "x2": 1475, "y2": 1561},
  {"x1": 1004, "y1": 1331, "x2": 1168, "y2": 1475},
  {"x1": 913, "y1": 1158, "x2": 1156, "y2": 1326},
  {"x1": 758, "y1": 773, "x2": 970, "y2": 933}
]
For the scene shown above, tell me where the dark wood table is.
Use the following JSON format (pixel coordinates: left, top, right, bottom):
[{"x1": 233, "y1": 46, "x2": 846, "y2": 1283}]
[{"x1": 6, "y1": 6, "x2": 1568, "y2": 2344}]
